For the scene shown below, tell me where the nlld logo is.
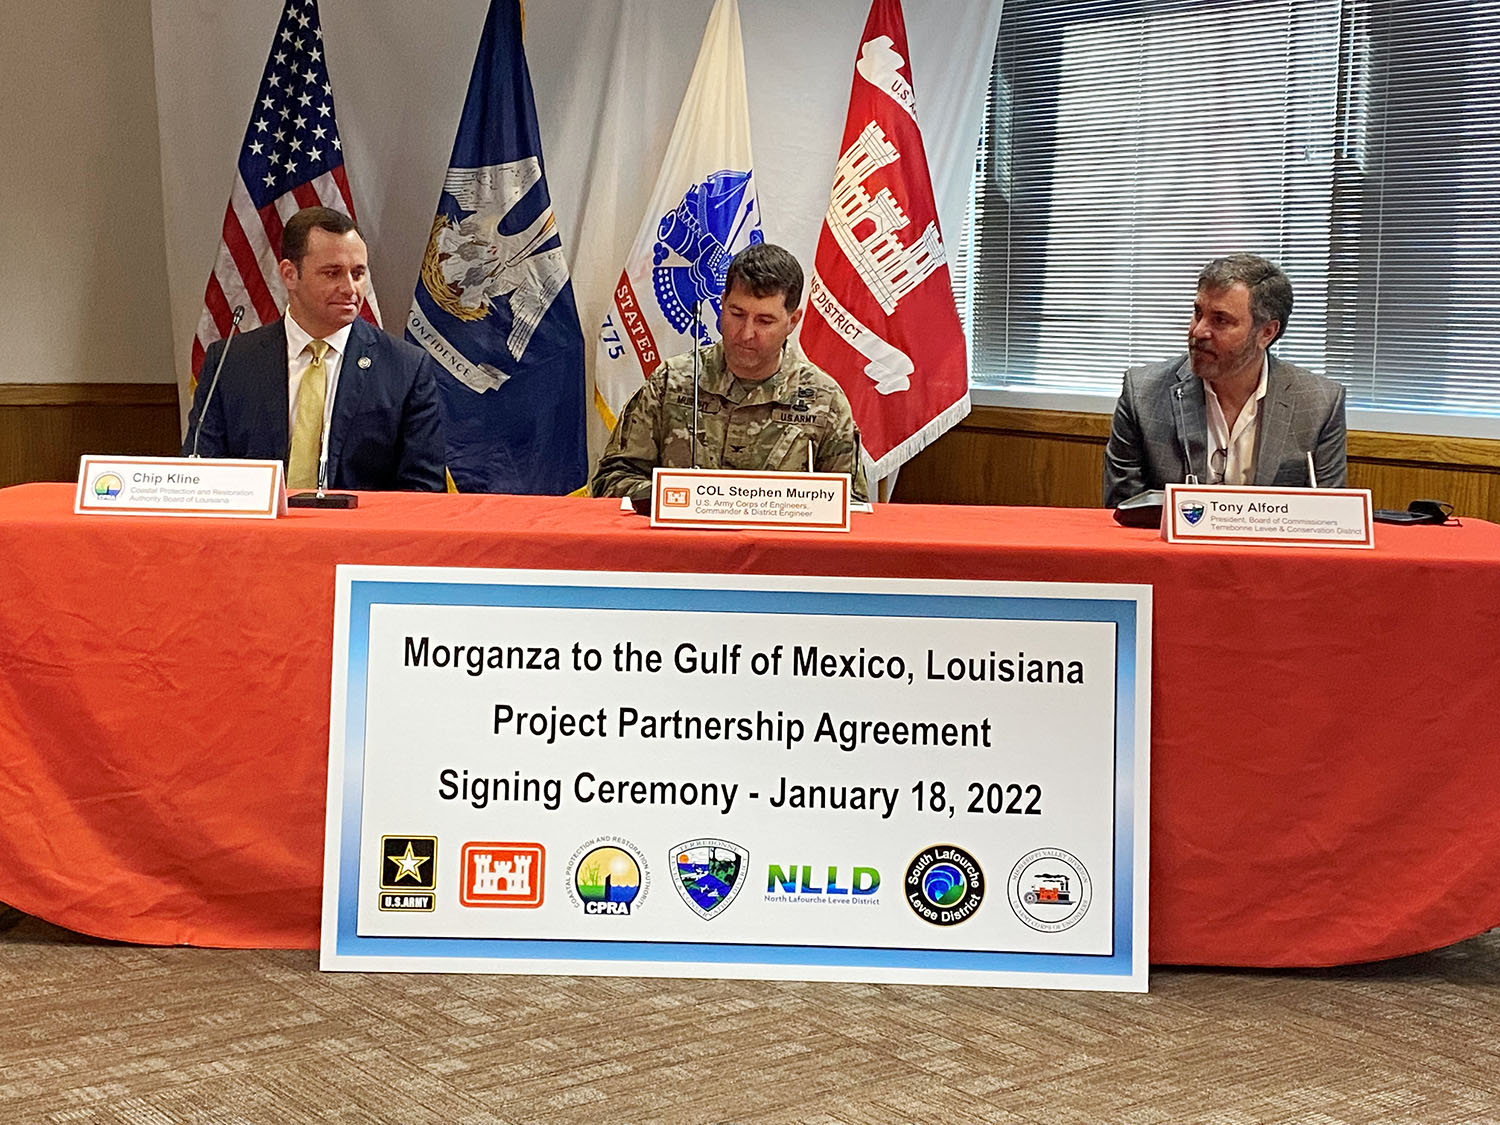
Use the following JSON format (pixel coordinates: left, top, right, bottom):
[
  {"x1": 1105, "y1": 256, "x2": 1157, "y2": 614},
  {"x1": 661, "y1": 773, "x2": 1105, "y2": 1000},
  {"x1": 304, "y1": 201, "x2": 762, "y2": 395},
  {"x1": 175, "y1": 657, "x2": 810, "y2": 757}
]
[{"x1": 766, "y1": 864, "x2": 880, "y2": 898}]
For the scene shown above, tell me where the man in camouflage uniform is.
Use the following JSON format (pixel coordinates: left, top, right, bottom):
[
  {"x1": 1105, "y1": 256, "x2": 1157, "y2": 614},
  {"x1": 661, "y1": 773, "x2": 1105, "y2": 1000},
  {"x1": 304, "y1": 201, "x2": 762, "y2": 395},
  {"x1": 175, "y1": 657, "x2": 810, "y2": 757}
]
[{"x1": 591, "y1": 243, "x2": 869, "y2": 503}]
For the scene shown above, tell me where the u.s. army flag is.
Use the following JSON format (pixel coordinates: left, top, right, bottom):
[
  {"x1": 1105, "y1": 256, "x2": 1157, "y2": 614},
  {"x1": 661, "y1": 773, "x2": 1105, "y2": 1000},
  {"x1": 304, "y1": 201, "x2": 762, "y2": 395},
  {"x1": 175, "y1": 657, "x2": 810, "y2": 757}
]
[{"x1": 593, "y1": 0, "x2": 763, "y2": 433}]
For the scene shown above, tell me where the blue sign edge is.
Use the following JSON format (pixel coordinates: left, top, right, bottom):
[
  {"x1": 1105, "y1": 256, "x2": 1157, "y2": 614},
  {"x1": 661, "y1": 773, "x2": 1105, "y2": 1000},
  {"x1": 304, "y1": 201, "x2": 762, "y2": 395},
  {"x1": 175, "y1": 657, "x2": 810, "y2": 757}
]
[{"x1": 332, "y1": 578, "x2": 1142, "y2": 980}]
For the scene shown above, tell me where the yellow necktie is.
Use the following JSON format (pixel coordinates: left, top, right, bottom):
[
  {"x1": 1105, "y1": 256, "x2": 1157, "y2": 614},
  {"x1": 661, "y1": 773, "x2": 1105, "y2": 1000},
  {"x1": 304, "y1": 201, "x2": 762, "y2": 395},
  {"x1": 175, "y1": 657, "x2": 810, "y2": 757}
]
[{"x1": 288, "y1": 340, "x2": 330, "y2": 489}]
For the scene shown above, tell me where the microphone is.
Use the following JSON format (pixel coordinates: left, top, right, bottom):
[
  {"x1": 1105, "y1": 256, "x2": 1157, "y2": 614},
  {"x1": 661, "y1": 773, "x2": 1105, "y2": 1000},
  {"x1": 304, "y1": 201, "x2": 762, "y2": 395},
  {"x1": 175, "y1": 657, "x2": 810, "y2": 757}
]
[
  {"x1": 316, "y1": 406, "x2": 335, "y2": 497},
  {"x1": 690, "y1": 300, "x2": 703, "y2": 469},
  {"x1": 189, "y1": 306, "x2": 245, "y2": 458},
  {"x1": 1171, "y1": 383, "x2": 1199, "y2": 484}
]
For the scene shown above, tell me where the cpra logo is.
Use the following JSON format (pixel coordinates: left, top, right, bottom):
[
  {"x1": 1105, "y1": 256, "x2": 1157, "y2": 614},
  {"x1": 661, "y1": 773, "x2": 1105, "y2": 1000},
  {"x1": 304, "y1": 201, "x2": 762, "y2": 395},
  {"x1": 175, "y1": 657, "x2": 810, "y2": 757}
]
[
  {"x1": 566, "y1": 838, "x2": 649, "y2": 917},
  {"x1": 92, "y1": 473, "x2": 124, "y2": 499}
]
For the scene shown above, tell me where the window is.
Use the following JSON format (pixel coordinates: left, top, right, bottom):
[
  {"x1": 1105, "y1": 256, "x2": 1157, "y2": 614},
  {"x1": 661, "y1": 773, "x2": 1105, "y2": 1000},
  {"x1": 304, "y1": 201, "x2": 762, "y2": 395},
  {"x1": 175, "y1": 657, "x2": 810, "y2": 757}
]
[{"x1": 968, "y1": 0, "x2": 1500, "y2": 434}]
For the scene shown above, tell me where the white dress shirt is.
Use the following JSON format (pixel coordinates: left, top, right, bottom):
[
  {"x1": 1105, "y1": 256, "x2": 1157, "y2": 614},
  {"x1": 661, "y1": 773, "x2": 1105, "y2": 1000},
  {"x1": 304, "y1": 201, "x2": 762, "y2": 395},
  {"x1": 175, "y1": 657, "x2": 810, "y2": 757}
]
[
  {"x1": 1205, "y1": 355, "x2": 1269, "y2": 485},
  {"x1": 284, "y1": 313, "x2": 353, "y2": 435}
]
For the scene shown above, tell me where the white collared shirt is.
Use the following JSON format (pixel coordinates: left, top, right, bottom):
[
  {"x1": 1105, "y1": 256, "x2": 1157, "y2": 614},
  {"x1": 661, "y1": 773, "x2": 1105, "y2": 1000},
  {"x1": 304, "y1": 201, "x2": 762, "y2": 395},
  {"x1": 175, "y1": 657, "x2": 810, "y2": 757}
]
[
  {"x1": 284, "y1": 314, "x2": 354, "y2": 434},
  {"x1": 1204, "y1": 355, "x2": 1269, "y2": 485}
]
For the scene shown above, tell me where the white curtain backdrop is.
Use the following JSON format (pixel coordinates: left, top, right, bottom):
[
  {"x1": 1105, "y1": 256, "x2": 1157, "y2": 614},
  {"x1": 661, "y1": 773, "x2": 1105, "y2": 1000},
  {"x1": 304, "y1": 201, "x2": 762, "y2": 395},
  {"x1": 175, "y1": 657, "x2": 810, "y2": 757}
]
[{"x1": 150, "y1": 0, "x2": 1003, "y2": 455}]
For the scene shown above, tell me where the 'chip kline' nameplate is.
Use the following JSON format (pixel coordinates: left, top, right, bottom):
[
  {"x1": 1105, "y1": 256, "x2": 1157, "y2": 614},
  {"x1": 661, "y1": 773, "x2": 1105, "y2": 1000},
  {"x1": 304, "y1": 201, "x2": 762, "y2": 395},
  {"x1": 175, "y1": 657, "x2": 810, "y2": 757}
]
[
  {"x1": 76, "y1": 455, "x2": 286, "y2": 519},
  {"x1": 650, "y1": 468, "x2": 850, "y2": 531},
  {"x1": 1163, "y1": 484, "x2": 1373, "y2": 548}
]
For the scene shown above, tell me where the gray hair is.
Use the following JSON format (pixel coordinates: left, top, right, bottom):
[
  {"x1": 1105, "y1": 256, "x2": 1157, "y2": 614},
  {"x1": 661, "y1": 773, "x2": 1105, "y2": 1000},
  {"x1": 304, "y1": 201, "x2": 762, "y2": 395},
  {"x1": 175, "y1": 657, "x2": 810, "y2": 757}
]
[{"x1": 1198, "y1": 254, "x2": 1293, "y2": 343}]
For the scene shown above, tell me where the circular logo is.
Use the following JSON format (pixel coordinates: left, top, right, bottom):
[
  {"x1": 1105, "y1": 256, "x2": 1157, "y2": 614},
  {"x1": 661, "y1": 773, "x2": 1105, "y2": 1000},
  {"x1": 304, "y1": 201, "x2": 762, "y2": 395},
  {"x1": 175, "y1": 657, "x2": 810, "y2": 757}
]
[
  {"x1": 92, "y1": 473, "x2": 124, "y2": 499},
  {"x1": 566, "y1": 838, "x2": 649, "y2": 917},
  {"x1": 1008, "y1": 848, "x2": 1093, "y2": 932},
  {"x1": 904, "y1": 844, "x2": 984, "y2": 926}
]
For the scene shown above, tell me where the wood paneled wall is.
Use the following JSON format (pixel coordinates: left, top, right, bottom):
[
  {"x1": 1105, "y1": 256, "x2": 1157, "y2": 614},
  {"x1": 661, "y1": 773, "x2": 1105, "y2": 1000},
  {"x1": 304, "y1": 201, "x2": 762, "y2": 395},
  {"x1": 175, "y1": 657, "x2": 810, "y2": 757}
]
[
  {"x1": 0, "y1": 385, "x2": 182, "y2": 488},
  {"x1": 895, "y1": 405, "x2": 1500, "y2": 522},
  {"x1": 5, "y1": 390, "x2": 1497, "y2": 521}
]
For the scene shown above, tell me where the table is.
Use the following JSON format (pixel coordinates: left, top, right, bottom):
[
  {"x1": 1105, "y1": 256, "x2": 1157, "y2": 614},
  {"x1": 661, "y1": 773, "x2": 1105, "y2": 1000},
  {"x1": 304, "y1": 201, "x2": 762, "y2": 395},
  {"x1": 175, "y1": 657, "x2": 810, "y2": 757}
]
[{"x1": 2, "y1": 482, "x2": 1498, "y2": 966}]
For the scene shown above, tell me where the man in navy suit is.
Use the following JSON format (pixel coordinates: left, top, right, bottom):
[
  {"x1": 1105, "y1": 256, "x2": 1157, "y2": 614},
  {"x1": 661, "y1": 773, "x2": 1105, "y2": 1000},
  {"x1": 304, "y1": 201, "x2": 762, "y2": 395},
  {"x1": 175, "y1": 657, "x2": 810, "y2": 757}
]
[
  {"x1": 1102, "y1": 254, "x2": 1347, "y2": 508},
  {"x1": 183, "y1": 207, "x2": 446, "y2": 491}
]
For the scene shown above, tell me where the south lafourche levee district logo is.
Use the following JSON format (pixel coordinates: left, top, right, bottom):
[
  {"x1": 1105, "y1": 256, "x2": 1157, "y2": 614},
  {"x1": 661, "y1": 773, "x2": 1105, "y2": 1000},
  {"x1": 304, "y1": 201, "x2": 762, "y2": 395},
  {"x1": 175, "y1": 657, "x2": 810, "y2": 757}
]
[
  {"x1": 905, "y1": 845, "x2": 985, "y2": 926},
  {"x1": 671, "y1": 839, "x2": 749, "y2": 920},
  {"x1": 565, "y1": 837, "x2": 650, "y2": 917},
  {"x1": 378, "y1": 834, "x2": 437, "y2": 912},
  {"x1": 1008, "y1": 848, "x2": 1093, "y2": 933},
  {"x1": 91, "y1": 473, "x2": 124, "y2": 499}
]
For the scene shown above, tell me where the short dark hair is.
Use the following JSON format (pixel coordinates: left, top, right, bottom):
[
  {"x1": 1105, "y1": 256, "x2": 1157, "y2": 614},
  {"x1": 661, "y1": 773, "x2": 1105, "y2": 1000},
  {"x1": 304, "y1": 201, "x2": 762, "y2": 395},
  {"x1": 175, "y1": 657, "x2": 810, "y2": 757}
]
[
  {"x1": 280, "y1": 207, "x2": 359, "y2": 269},
  {"x1": 1198, "y1": 253, "x2": 1293, "y2": 343},
  {"x1": 724, "y1": 242, "x2": 803, "y2": 311}
]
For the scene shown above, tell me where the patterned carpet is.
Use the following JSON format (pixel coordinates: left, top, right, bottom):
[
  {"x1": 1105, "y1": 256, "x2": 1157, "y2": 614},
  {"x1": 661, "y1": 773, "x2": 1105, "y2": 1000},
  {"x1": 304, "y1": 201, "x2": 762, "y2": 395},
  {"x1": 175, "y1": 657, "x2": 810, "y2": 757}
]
[{"x1": 2, "y1": 909, "x2": 1497, "y2": 1124}]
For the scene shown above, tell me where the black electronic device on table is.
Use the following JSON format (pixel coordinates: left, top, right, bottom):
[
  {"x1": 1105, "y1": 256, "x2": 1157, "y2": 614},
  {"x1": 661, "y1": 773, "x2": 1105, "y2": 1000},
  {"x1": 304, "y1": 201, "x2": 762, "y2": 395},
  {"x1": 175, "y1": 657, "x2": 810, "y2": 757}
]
[{"x1": 1112, "y1": 490, "x2": 1164, "y2": 528}]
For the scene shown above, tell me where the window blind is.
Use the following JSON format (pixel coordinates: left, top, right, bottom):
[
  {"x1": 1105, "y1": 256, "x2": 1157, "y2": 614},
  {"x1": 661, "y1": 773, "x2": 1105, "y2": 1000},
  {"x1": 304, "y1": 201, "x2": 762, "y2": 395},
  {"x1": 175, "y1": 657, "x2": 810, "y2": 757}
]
[{"x1": 971, "y1": 0, "x2": 1500, "y2": 422}]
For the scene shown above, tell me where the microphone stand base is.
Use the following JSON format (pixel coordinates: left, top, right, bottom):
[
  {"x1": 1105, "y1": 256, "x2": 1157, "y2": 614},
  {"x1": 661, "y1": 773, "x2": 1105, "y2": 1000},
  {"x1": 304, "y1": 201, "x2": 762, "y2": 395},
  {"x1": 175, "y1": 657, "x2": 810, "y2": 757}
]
[{"x1": 288, "y1": 491, "x2": 358, "y2": 509}]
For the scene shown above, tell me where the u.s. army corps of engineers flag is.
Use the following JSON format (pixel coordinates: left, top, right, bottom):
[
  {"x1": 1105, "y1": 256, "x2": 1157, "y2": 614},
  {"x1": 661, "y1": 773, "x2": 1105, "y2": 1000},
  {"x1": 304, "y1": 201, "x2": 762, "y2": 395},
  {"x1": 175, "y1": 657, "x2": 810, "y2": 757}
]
[
  {"x1": 408, "y1": 0, "x2": 587, "y2": 494},
  {"x1": 799, "y1": 0, "x2": 970, "y2": 484},
  {"x1": 593, "y1": 0, "x2": 762, "y2": 432}
]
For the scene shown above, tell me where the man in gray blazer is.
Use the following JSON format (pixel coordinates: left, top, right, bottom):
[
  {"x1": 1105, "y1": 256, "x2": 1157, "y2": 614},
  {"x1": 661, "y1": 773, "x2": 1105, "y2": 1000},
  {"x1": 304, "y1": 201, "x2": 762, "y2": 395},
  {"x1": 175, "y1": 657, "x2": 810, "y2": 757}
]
[{"x1": 1102, "y1": 254, "x2": 1347, "y2": 508}]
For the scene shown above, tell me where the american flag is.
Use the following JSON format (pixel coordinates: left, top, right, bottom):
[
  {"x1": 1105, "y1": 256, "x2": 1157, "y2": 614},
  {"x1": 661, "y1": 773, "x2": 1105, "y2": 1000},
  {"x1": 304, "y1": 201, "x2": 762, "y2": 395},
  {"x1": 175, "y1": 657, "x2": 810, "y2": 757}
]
[{"x1": 190, "y1": 0, "x2": 380, "y2": 385}]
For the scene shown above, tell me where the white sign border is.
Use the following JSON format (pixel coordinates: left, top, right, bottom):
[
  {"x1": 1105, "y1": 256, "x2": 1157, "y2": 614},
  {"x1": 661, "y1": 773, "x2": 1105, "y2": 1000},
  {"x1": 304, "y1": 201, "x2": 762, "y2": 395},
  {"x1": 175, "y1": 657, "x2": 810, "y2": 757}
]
[{"x1": 321, "y1": 567, "x2": 1151, "y2": 992}]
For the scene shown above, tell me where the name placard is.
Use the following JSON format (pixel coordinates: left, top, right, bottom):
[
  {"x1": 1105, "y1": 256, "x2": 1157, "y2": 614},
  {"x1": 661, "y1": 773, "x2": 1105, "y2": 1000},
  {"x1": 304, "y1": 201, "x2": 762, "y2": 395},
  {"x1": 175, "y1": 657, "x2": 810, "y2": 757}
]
[
  {"x1": 76, "y1": 456, "x2": 286, "y2": 519},
  {"x1": 1163, "y1": 484, "x2": 1374, "y2": 548},
  {"x1": 649, "y1": 468, "x2": 850, "y2": 531}
]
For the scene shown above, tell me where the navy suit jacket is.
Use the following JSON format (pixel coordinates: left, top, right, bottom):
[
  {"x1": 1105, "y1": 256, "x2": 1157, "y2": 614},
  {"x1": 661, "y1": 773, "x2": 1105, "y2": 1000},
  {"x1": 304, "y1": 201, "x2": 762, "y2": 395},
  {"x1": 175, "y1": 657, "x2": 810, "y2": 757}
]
[
  {"x1": 183, "y1": 318, "x2": 446, "y2": 491},
  {"x1": 1101, "y1": 354, "x2": 1347, "y2": 508}
]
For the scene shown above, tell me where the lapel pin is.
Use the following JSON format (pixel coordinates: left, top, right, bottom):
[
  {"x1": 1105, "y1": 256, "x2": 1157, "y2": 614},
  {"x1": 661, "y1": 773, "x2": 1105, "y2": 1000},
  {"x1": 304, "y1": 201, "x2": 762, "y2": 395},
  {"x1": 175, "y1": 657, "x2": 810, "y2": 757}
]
[{"x1": 357, "y1": 356, "x2": 372, "y2": 369}]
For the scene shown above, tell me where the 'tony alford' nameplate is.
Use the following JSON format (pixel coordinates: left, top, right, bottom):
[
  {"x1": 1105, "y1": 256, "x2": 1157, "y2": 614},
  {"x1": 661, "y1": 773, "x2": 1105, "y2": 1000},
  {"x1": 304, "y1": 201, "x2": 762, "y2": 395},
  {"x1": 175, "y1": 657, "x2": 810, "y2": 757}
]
[{"x1": 1163, "y1": 484, "x2": 1373, "y2": 548}]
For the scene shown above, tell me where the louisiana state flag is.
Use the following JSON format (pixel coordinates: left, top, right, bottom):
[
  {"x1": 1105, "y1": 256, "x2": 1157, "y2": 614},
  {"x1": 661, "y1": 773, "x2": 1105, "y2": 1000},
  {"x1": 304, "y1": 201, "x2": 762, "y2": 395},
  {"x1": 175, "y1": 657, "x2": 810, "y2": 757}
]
[{"x1": 407, "y1": 0, "x2": 586, "y2": 494}]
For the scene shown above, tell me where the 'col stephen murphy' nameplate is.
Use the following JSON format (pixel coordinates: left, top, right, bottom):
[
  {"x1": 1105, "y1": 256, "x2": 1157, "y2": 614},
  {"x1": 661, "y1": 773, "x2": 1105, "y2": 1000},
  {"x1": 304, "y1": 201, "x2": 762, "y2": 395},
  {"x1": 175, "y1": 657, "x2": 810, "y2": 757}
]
[
  {"x1": 1163, "y1": 484, "x2": 1373, "y2": 549},
  {"x1": 650, "y1": 468, "x2": 851, "y2": 532}
]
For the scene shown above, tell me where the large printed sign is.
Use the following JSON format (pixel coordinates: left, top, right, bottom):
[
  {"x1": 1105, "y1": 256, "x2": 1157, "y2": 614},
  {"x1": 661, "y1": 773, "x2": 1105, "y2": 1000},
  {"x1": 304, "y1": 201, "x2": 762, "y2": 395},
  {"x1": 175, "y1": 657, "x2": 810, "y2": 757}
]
[{"x1": 321, "y1": 568, "x2": 1151, "y2": 991}]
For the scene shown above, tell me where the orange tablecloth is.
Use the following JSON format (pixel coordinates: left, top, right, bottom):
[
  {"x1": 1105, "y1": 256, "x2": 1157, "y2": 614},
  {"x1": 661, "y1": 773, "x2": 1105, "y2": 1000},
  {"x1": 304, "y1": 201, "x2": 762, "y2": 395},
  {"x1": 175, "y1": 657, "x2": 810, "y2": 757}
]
[{"x1": 2, "y1": 482, "x2": 1498, "y2": 965}]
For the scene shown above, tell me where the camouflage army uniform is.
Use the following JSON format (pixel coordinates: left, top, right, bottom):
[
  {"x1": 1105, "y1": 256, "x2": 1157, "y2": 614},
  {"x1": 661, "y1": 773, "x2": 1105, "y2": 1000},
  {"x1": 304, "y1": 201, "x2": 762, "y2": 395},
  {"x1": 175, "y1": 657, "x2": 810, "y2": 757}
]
[{"x1": 591, "y1": 344, "x2": 870, "y2": 502}]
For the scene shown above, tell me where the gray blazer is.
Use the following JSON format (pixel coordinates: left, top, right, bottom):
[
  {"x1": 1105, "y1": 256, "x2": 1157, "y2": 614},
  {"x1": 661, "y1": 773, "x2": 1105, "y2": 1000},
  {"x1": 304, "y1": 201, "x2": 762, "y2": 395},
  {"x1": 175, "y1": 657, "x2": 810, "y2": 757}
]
[{"x1": 1101, "y1": 354, "x2": 1347, "y2": 508}]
